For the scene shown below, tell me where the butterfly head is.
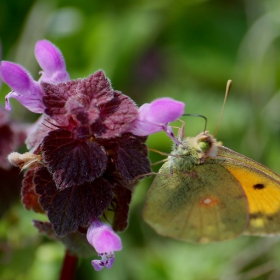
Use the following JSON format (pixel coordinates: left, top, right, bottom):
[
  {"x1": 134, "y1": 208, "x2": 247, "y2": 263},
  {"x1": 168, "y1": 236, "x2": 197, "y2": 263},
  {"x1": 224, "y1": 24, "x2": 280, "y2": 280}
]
[
  {"x1": 171, "y1": 131, "x2": 220, "y2": 170},
  {"x1": 195, "y1": 132, "x2": 220, "y2": 159}
]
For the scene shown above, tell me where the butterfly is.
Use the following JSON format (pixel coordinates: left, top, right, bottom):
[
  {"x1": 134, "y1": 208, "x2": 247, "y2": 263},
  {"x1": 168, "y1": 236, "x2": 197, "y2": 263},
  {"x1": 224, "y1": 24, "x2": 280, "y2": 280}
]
[{"x1": 142, "y1": 128, "x2": 280, "y2": 243}]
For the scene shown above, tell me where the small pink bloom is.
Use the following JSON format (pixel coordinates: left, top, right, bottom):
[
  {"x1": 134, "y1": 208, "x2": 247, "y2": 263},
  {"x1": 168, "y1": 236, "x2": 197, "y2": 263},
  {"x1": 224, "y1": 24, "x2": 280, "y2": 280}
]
[
  {"x1": 0, "y1": 40, "x2": 70, "y2": 113},
  {"x1": 127, "y1": 97, "x2": 185, "y2": 140},
  {"x1": 87, "y1": 221, "x2": 122, "y2": 271},
  {"x1": 35, "y1": 40, "x2": 69, "y2": 84},
  {"x1": 0, "y1": 61, "x2": 45, "y2": 113}
]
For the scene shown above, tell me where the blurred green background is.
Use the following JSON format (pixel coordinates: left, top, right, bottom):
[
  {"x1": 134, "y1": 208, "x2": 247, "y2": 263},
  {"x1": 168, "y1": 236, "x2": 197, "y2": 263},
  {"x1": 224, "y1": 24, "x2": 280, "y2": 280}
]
[{"x1": 2, "y1": 0, "x2": 280, "y2": 279}]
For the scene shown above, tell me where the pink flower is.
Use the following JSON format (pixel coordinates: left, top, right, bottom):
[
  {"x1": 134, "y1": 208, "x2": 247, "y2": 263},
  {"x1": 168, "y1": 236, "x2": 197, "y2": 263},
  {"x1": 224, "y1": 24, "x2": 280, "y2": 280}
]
[
  {"x1": 126, "y1": 97, "x2": 185, "y2": 140},
  {"x1": 87, "y1": 221, "x2": 122, "y2": 271},
  {"x1": 0, "y1": 40, "x2": 69, "y2": 113},
  {"x1": 35, "y1": 40, "x2": 69, "y2": 84},
  {"x1": 1, "y1": 62, "x2": 45, "y2": 113}
]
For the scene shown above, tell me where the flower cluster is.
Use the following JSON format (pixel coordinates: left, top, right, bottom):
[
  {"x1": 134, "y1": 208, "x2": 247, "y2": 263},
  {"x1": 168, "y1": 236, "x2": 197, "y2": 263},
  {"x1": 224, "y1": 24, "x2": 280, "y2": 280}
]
[
  {"x1": 0, "y1": 40, "x2": 184, "y2": 270},
  {"x1": 87, "y1": 221, "x2": 122, "y2": 270}
]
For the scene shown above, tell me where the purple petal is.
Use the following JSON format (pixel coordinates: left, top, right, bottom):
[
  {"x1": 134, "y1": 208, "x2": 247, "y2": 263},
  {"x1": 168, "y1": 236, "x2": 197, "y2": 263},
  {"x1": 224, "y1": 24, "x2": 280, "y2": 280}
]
[
  {"x1": 127, "y1": 98, "x2": 185, "y2": 136},
  {"x1": 91, "y1": 253, "x2": 115, "y2": 271},
  {"x1": 87, "y1": 221, "x2": 122, "y2": 253},
  {"x1": 146, "y1": 98, "x2": 185, "y2": 123},
  {"x1": 91, "y1": 260, "x2": 104, "y2": 271},
  {"x1": 106, "y1": 255, "x2": 115, "y2": 269},
  {"x1": 0, "y1": 61, "x2": 45, "y2": 113},
  {"x1": 1, "y1": 62, "x2": 33, "y2": 94},
  {"x1": 122, "y1": 103, "x2": 158, "y2": 135},
  {"x1": 35, "y1": 40, "x2": 70, "y2": 84}
]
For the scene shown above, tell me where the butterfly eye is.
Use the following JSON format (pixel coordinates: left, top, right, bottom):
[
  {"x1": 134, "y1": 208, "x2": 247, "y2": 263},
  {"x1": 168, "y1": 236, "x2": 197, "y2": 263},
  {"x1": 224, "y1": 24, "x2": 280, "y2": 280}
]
[{"x1": 198, "y1": 140, "x2": 210, "y2": 152}]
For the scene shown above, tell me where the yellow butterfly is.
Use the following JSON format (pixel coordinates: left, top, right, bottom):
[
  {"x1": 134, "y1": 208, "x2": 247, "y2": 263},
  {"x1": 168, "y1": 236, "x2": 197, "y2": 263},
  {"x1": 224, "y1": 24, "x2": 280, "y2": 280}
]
[{"x1": 143, "y1": 129, "x2": 280, "y2": 243}]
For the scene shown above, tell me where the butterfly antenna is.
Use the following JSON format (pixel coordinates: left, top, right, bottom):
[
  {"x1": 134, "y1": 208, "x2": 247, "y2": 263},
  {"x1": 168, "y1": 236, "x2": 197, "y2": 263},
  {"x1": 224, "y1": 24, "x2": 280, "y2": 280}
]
[
  {"x1": 214, "y1": 80, "x2": 232, "y2": 136},
  {"x1": 182, "y1": 114, "x2": 208, "y2": 132},
  {"x1": 148, "y1": 147, "x2": 170, "y2": 157}
]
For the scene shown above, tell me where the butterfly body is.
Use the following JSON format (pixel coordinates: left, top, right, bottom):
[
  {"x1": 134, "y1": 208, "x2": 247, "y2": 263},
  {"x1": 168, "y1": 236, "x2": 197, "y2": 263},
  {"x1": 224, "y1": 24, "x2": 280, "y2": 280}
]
[{"x1": 143, "y1": 132, "x2": 280, "y2": 243}]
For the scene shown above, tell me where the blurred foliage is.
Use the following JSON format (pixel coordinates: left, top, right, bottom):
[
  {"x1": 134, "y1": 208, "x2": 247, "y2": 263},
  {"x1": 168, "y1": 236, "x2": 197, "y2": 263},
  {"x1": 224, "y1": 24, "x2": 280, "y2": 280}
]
[{"x1": 1, "y1": 0, "x2": 280, "y2": 279}]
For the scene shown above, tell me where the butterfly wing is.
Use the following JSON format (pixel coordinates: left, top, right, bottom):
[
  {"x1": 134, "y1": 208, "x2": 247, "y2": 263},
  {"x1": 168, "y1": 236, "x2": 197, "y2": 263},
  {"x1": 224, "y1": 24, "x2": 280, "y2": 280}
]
[
  {"x1": 216, "y1": 146, "x2": 280, "y2": 235},
  {"x1": 143, "y1": 160, "x2": 248, "y2": 243}
]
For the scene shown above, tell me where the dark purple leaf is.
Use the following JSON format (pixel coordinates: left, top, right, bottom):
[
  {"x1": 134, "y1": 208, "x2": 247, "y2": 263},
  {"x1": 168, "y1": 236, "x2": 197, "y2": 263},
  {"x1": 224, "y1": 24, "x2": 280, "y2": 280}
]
[
  {"x1": 43, "y1": 71, "x2": 114, "y2": 125},
  {"x1": 93, "y1": 91, "x2": 138, "y2": 138},
  {"x1": 42, "y1": 129, "x2": 107, "y2": 189},
  {"x1": 86, "y1": 70, "x2": 114, "y2": 106},
  {"x1": 43, "y1": 82, "x2": 69, "y2": 118},
  {"x1": 90, "y1": 118, "x2": 106, "y2": 137},
  {"x1": 74, "y1": 110, "x2": 89, "y2": 125},
  {"x1": 33, "y1": 220, "x2": 56, "y2": 239},
  {"x1": 110, "y1": 134, "x2": 151, "y2": 185},
  {"x1": 22, "y1": 169, "x2": 44, "y2": 213},
  {"x1": 35, "y1": 167, "x2": 114, "y2": 236},
  {"x1": 112, "y1": 184, "x2": 132, "y2": 232}
]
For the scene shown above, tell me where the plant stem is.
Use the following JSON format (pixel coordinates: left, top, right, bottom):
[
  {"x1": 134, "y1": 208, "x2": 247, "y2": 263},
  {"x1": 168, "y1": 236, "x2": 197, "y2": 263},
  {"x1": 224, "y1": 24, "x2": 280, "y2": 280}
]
[{"x1": 60, "y1": 250, "x2": 78, "y2": 280}]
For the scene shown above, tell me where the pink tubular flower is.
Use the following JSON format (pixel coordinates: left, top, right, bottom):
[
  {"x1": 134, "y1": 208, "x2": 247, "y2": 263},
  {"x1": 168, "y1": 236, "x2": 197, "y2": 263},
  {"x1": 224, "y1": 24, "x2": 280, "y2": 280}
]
[
  {"x1": 35, "y1": 40, "x2": 70, "y2": 83},
  {"x1": 87, "y1": 221, "x2": 122, "y2": 271},
  {"x1": 0, "y1": 62, "x2": 45, "y2": 113},
  {"x1": 0, "y1": 40, "x2": 69, "y2": 113},
  {"x1": 126, "y1": 97, "x2": 185, "y2": 139}
]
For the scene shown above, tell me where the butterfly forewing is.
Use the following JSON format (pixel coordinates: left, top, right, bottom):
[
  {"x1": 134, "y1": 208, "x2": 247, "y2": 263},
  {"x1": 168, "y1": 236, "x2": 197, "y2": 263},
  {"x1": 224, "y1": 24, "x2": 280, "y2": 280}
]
[{"x1": 143, "y1": 160, "x2": 249, "y2": 243}]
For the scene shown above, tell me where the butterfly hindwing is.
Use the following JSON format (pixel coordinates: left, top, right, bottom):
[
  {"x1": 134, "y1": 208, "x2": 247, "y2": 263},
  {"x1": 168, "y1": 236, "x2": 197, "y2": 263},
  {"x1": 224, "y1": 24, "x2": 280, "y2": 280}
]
[
  {"x1": 216, "y1": 146, "x2": 280, "y2": 235},
  {"x1": 143, "y1": 160, "x2": 248, "y2": 243}
]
